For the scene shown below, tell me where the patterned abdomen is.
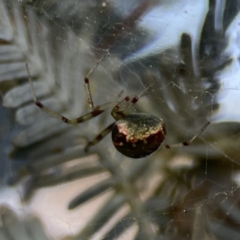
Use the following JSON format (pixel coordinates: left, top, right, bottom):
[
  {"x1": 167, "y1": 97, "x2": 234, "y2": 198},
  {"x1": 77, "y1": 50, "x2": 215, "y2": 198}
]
[{"x1": 112, "y1": 113, "x2": 167, "y2": 158}]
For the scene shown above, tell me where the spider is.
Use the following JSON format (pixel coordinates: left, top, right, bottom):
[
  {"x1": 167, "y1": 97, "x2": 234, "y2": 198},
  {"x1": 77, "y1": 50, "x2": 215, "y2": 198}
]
[{"x1": 26, "y1": 57, "x2": 210, "y2": 158}]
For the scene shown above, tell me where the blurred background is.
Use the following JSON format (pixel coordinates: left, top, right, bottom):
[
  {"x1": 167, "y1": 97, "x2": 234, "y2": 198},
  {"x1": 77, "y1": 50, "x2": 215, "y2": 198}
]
[{"x1": 1, "y1": 0, "x2": 240, "y2": 239}]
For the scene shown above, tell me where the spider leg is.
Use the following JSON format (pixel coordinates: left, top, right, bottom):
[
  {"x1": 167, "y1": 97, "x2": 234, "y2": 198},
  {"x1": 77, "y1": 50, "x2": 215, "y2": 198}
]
[
  {"x1": 129, "y1": 85, "x2": 150, "y2": 106},
  {"x1": 26, "y1": 63, "x2": 115, "y2": 125},
  {"x1": 112, "y1": 86, "x2": 151, "y2": 119},
  {"x1": 85, "y1": 122, "x2": 115, "y2": 151},
  {"x1": 164, "y1": 121, "x2": 210, "y2": 149},
  {"x1": 84, "y1": 54, "x2": 106, "y2": 110}
]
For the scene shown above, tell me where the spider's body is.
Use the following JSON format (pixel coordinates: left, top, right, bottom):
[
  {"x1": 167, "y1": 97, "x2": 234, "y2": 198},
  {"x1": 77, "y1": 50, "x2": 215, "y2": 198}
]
[
  {"x1": 112, "y1": 113, "x2": 166, "y2": 158},
  {"x1": 26, "y1": 57, "x2": 209, "y2": 159}
]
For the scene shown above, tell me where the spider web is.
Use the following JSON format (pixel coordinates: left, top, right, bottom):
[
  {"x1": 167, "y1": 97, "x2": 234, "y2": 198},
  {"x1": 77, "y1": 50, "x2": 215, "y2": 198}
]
[{"x1": 1, "y1": 0, "x2": 240, "y2": 240}]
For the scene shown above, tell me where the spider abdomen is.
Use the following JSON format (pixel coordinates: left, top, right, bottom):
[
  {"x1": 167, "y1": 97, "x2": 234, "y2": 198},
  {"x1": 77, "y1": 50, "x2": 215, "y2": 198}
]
[{"x1": 112, "y1": 113, "x2": 167, "y2": 158}]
